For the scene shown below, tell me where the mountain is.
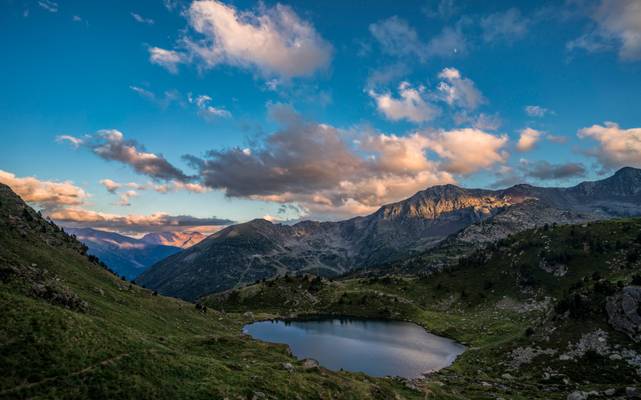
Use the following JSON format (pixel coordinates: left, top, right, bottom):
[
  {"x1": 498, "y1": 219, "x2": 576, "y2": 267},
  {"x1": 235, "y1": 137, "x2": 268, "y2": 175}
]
[
  {"x1": 0, "y1": 183, "x2": 412, "y2": 399},
  {"x1": 205, "y1": 217, "x2": 641, "y2": 397},
  {"x1": 65, "y1": 227, "x2": 181, "y2": 280},
  {"x1": 138, "y1": 167, "x2": 641, "y2": 300},
  {"x1": 141, "y1": 231, "x2": 205, "y2": 249}
]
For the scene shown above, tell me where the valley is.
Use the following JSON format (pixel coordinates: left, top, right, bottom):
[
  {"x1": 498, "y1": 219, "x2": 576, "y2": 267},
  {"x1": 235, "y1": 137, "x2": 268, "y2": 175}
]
[{"x1": 2, "y1": 182, "x2": 641, "y2": 398}]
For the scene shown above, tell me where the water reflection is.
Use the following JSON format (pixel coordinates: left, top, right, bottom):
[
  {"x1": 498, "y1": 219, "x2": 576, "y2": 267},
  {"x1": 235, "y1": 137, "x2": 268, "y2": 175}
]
[{"x1": 244, "y1": 317, "x2": 465, "y2": 378}]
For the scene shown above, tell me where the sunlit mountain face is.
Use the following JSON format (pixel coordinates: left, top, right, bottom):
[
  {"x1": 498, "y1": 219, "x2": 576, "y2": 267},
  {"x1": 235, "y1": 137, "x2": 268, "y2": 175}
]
[{"x1": 1, "y1": 0, "x2": 640, "y2": 238}]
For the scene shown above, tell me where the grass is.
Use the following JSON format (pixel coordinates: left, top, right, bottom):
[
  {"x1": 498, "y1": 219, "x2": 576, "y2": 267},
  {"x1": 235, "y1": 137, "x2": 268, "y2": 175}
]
[
  {"x1": 2, "y1": 184, "x2": 641, "y2": 399},
  {"x1": 205, "y1": 219, "x2": 641, "y2": 398}
]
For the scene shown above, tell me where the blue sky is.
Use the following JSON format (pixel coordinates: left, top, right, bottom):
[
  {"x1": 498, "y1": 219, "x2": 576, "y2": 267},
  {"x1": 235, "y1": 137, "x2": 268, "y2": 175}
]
[{"x1": 1, "y1": 0, "x2": 641, "y2": 234}]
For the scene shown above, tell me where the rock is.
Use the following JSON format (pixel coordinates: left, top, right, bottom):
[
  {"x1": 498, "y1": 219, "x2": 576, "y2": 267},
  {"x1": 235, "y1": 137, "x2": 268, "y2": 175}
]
[
  {"x1": 627, "y1": 387, "x2": 640, "y2": 398},
  {"x1": 301, "y1": 358, "x2": 320, "y2": 370},
  {"x1": 243, "y1": 311, "x2": 254, "y2": 319},
  {"x1": 282, "y1": 362, "x2": 294, "y2": 372},
  {"x1": 606, "y1": 287, "x2": 641, "y2": 342},
  {"x1": 604, "y1": 388, "x2": 616, "y2": 396},
  {"x1": 501, "y1": 373, "x2": 514, "y2": 380},
  {"x1": 567, "y1": 391, "x2": 587, "y2": 400},
  {"x1": 252, "y1": 392, "x2": 266, "y2": 400}
]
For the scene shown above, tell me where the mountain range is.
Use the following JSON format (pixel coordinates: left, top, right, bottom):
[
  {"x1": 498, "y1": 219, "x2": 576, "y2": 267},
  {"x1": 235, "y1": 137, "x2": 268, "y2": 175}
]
[
  {"x1": 64, "y1": 227, "x2": 183, "y2": 280},
  {"x1": 137, "y1": 167, "x2": 641, "y2": 300}
]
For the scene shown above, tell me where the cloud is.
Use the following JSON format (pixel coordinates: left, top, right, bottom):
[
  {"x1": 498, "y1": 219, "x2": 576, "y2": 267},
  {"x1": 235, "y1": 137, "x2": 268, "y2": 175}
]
[
  {"x1": 425, "y1": 128, "x2": 508, "y2": 174},
  {"x1": 366, "y1": 63, "x2": 409, "y2": 89},
  {"x1": 148, "y1": 47, "x2": 184, "y2": 73},
  {"x1": 49, "y1": 208, "x2": 233, "y2": 235},
  {"x1": 171, "y1": 0, "x2": 332, "y2": 78},
  {"x1": 480, "y1": 8, "x2": 530, "y2": 44},
  {"x1": 100, "y1": 179, "x2": 121, "y2": 194},
  {"x1": 520, "y1": 160, "x2": 587, "y2": 180},
  {"x1": 437, "y1": 67, "x2": 485, "y2": 110},
  {"x1": 516, "y1": 128, "x2": 544, "y2": 152},
  {"x1": 567, "y1": 0, "x2": 641, "y2": 61},
  {"x1": 525, "y1": 105, "x2": 554, "y2": 117},
  {"x1": 100, "y1": 178, "x2": 209, "y2": 195},
  {"x1": 369, "y1": 16, "x2": 425, "y2": 60},
  {"x1": 188, "y1": 93, "x2": 231, "y2": 120},
  {"x1": 38, "y1": 0, "x2": 58, "y2": 13},
  {"x1": 546, "y1": 134, "x2": 568, "y2": 144},
  {"x1": 116, "y1": 190, "x2": 138, "y2": 207},
  {"x1": 58, "y1": 130, "x2": 192, "y2": 182},
  {"x1": 131, "y1": 12, "x2": 154, "y2": 25},
  {"x1": 369, "y1": 16, "x2": 467, "y2": 60},
  {"x1": 368, "y1": 82, "x2": 439, "y2": 123},
  {"x1": 578, "y1": 122, "x2": 641, "y2": 170},
  {"x1": 0, "y1": 170, "x2": 88, "y2": 209},
  {"x1": 491, "y1": 161, "x2": 587, "y2": 187},
  {"x1": 423, "y1": 0, "x2": 460, "y2": 20},
  {"x1": 185, "y1": 105, "x2": 508, "y2": 218},
  {"x1": 472, "y1": 113, "x2": 502, "y2": 131},
  {"x1": 56, "y1": 134, "x2": 83, "y2": 148},
  {"x1": 426, "y1": 24, "x2": 468, "y2": 57}
]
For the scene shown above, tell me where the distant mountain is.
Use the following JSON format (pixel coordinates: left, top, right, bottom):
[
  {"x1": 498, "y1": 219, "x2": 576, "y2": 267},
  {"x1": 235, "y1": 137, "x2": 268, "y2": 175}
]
[
  {"x1": 141, "y1": 231, "x2": 205, "y2": 249},
  {"x1": 138, "y1": 167, "x2": 641, "y2": 300},
  {"x1": 65, "y1": 228, "x2": 181, "y2": 280}
]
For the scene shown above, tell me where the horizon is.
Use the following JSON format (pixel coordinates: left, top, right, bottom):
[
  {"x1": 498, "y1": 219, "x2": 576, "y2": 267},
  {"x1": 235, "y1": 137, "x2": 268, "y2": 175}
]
[{"x1": 2, "y1": 0, "x2": 641, "y2": 236}]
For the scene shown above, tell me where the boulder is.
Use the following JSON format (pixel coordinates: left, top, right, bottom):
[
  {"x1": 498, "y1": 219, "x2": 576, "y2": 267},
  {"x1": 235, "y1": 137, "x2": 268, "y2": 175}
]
[
  {"x1": 301, "y1": 358, "x2": 320, "y2": 370},
  {"x1": 606, "y1": 287, "x2": 641, "y2": 342},
  {"x1": 567, "y1": 391, "x2": 587, "y2": 400}
]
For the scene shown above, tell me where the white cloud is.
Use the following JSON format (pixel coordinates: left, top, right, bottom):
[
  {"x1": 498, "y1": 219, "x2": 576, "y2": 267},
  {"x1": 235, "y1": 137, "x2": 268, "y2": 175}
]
[
  {"x1": 578, "y1": 122, "x2": 641, "y2": 169},
  {"x1": 426, "y1": 128, "x2": 509, "y2": 174},
  {"x1": 49, "y1": 208, "x2": 233, "y2": 235},
  {"x1": 100, "y1": 179, "x2": 121, "y2": 194},
  {"x1": 437, "y1": 67, "x2": 485, "y2": 110},
  {"x1": 368, "y1": 82, "x2": 439, "y2": 123},
  {"x1": 56, "y1": 134, "x2": 84, "y2": 148},
  {"x1": 0, "y1": 170, "x2": 88, "y2": 209},
  {"x1": 116, "y1": 190, "x2": 139, "y2": 207},
  {"x1": 38, "y1": 0, "x2": 58, "y2": 13},
  {"x1": 58, "y1": 130, "x2": 192, "y2": 182},
  {"x1": 369, "y1": 16, "x2": 467, "y2": 60},
  {"x1": 148, "y1": 47, "x2": 184, "y2": 73},
  {"x1": 480, "y1": 8, "x2": 529, "y2": 44},
  {"x1": 176, "y1": 0, "x2": 332, "y2": 77},
  {"x1": 188, "y1": 93, "x2": 231, "y2": 120},
  {"x1": 525, "y1": 105, "x2": 554, "y2": 117},
  {"x1": 568, "y1": 0, "x2": 641, "y2": 61},
  {"x1": 369, "y1": 16, "x2": 425, "y2": 60},
  {"x1": 516, "y1": 128, "x2": 544, "y2": 152},
  {"x1": 131, "y1": 12, "x2": 154, "y2": 25},
  {"x1": 187, "y1": 106, "x2": 509, "y2": 218}
]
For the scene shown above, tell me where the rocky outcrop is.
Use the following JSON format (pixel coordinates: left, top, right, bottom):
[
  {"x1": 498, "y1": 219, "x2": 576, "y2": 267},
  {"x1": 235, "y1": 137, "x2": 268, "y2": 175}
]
[{"x1": 606, "y1": 286, "x2": 641, "y2": 342}]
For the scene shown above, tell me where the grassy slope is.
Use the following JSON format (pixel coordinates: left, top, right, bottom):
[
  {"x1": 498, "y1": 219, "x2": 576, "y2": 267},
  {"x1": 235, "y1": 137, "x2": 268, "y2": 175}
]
[
  {"x1": 0, "y1": 187, "x2": 424, "y2": 400},
  {"x1": 205, "y1": 219, "x2": 641, "y2": 399}
]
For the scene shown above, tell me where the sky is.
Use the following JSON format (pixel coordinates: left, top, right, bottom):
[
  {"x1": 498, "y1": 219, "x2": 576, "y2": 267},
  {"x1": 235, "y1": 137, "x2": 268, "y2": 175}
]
[{"x1": 1, "y1": 0, "x2": 641, "y2": 235}]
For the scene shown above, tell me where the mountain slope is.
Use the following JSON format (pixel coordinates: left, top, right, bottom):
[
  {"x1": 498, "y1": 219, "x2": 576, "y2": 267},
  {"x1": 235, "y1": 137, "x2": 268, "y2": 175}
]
[
  {"x1": 139, "y1": 167, "x2": 641, "y2": 300},
  {"x1": 0, "y1": 183, "x2": 420, "y2": 399},
  {"x1": 65, "y1": 227, "x2": 181, "y2": 280},
  {"x1": 205, "y1": 217, "x2": 641, "y2": 398}
]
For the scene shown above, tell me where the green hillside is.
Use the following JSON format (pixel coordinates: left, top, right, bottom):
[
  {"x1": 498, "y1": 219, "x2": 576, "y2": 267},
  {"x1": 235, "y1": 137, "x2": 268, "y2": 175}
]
[
  {"x1": 205, "y1": 219, "x2": 641, "y2": 398},
  {"x1": 0, "y1": 184, "x2": 423, "y2": 400}
]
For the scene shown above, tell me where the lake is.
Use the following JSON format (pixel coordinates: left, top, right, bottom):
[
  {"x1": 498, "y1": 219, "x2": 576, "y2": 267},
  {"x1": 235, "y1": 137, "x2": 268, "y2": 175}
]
[{"x1": 243, "y1": 317, "x2": 465, "y2": 378}]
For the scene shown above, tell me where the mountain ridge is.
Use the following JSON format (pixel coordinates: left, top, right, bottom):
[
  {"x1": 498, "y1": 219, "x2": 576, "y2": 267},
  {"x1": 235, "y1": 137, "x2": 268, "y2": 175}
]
[
  {"x1": 138, "y1": 167, "x2": 641, "y2": 300},
  {"x1": 65, "y1": 227, "x2": 181, "y2": 280}
]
